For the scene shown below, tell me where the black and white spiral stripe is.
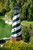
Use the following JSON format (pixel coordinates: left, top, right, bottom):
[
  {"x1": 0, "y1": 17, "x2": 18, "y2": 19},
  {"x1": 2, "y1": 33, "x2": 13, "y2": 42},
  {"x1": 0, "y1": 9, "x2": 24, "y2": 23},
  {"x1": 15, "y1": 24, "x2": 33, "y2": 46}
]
[{"x1": 11, "y1": 13, "x2": 21, "y2": 38}]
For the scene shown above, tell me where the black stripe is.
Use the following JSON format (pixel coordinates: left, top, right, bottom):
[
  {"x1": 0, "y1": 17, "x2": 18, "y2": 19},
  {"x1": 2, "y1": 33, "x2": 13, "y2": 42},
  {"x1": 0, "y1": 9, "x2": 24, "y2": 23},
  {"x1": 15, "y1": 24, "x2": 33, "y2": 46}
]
[
  {"x1": 12, "y1": 23, "x2": 20, "y2": 28},
  {"x1": 17, "y1": 34, "x2": 22, "y2": 37},
  {"x1": 14, "y1": 13, "x2": 19, "y2": 16},
  {"x1": 13, "y1": 17, "x2": 19, "y2": 22},
  {"x1": 12, "y1": 19, "x2": 20, "y2": 25},
  {"x1": 11, "y1": 28, "x2": 21, "y2": 35},
  {"x1": 14, "y1": 13, "x2": 19, "y2": 15}
]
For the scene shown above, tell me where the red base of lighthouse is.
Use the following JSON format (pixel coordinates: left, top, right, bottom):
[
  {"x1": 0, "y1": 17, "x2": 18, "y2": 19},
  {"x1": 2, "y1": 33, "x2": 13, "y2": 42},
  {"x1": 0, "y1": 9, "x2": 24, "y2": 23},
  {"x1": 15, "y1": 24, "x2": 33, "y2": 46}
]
[{"x1": 10, "y1": 37, "x2": 22, "y2": 42}]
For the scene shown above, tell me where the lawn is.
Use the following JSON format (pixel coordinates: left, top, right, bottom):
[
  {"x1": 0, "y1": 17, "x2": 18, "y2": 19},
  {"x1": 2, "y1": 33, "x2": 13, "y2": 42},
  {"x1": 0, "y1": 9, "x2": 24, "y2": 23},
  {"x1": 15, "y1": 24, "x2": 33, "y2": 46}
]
[
  {"x1": 0, "y1": 19, "x2": 12, "y2": 39},
  {"x1": 21, "y1": 21, "x2": 33, "y2": 28}
]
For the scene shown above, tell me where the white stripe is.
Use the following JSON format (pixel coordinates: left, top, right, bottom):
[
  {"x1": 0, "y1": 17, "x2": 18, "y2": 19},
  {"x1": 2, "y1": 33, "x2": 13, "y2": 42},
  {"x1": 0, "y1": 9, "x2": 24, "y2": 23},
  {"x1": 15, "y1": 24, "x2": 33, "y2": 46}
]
[
  {"x1": 11, "y1": 31, "x2": 21, "y2": 37},
  {"x1": 13, "y1": 14, "x2": 20, "y2": 20},
  {"x1": 12, "y1": 19, "x2": 20, "y2": 26},
  {"x1": 12, "y1": 25, "x2": 21, "y2": 32}
]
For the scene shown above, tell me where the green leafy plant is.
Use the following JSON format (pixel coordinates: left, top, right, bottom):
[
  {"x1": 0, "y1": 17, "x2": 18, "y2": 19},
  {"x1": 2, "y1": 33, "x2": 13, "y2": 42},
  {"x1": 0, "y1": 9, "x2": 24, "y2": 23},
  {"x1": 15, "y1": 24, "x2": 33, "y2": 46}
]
[
  {"x1": 22, "y1": 26, "x2": 30, "y2": 42},
  {"x1": 0, "y1": 40, "x2": 33, "y2": 50},
  {"x1": 30, "y1": 36, "x2": 33, "y2": 44}
]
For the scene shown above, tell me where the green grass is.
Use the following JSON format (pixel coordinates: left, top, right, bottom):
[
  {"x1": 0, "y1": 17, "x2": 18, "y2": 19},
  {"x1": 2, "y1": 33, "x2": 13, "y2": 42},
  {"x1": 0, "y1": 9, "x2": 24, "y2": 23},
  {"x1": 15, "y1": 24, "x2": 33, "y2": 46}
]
[
  {"x1": 22, "y1": 21, "x2": 33, "y2": 28},
  {"x1": 0, "y1": 19, "x2": 12, "y2": 39}
]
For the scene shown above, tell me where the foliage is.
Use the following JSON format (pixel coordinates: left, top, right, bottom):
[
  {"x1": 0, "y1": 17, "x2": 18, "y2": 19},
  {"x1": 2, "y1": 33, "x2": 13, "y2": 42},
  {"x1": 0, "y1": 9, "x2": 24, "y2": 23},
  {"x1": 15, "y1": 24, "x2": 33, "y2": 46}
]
[
  {"x1": 5, "y1": 10, "x2": 13, "y2": 19},
  {"x1": 5, "y1": 0, "x2": 10, "y2": 11},
  {"x1": 0, "y1": 0, "x2": 33, "y2": 20},
  {"x1": 0, "y1": 40, "x2": 33, "y2": 50},
  {"x1": 28, "y1": 1, "x2": 33, "y2": 20},
  {"x1": 22, "y1": 25, "x2": 30, "y2": 42},
  {"x1": 21, "y1": 21, "x2": 33, "y2": 42},
  {"x1": 30, "y1": 36, "x2": 33, "y2": 44}
]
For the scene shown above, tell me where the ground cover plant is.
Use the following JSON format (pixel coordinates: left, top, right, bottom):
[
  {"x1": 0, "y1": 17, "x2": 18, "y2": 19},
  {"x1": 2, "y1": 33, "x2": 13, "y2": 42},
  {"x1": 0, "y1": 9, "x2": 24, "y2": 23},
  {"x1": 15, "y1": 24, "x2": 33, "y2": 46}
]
[{"x1": 0, "y1": 40, "x2": 33, "y2": 50}]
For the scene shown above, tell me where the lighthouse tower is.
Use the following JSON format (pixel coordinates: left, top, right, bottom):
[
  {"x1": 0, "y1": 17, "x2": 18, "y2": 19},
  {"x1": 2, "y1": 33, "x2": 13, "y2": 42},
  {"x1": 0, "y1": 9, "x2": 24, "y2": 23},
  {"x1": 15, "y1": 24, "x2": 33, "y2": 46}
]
[{"x1": 10, "y1": 5, "x2": 22, "y2": 41}]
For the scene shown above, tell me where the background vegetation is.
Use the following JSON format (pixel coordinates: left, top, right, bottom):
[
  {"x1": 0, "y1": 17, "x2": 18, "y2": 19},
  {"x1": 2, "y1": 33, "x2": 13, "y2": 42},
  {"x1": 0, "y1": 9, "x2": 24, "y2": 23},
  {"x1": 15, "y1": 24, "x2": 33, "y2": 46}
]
[{"x1": 0, "y1": 0, "x2": 33, "y2": 20}]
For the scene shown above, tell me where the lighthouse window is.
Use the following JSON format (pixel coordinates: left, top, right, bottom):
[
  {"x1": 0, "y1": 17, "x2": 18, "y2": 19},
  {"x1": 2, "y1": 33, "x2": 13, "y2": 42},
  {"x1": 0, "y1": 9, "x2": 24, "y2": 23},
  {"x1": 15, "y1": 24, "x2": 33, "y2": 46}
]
[
  {"x1": 14, "y1": 10, "x2": 19, "y2": 14},
  {"x1": 14, "y1": 10, "x2": 17, "y2": 14}
]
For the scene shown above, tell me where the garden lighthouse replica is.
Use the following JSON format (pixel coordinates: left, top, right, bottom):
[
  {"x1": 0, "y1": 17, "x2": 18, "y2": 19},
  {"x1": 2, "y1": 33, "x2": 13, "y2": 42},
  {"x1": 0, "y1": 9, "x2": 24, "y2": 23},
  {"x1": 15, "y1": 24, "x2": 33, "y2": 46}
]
[{"x1": 10, "y1": 5, "x2": 22, "y2": 41}]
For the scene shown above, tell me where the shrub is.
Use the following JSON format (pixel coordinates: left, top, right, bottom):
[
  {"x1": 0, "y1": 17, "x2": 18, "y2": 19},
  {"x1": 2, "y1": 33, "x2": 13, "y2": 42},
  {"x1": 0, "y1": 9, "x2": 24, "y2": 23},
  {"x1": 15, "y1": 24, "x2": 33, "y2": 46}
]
[
  {"x1": 5, "y1": 10, "x2": 13, "y2": 19},
  {"x1": 0, "y1": 40, "x2": 33, "y2": 50},
  {"x1": 22, "y1": 26, "x2": 30, "y2": 42},
  {"x1": 30, "y1": 36, "x2": 33, "y2": 44}
]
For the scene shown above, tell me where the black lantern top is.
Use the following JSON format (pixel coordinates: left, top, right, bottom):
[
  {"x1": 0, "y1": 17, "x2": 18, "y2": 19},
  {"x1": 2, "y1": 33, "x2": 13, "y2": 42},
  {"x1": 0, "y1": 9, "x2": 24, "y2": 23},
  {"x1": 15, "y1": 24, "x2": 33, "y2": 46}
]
[
  {"x1": 13, "y1": 5, "x2": 20, "y2": 10},
  {"x1": 13, "y1": 5, "x2": 20, "y2": 14}
]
